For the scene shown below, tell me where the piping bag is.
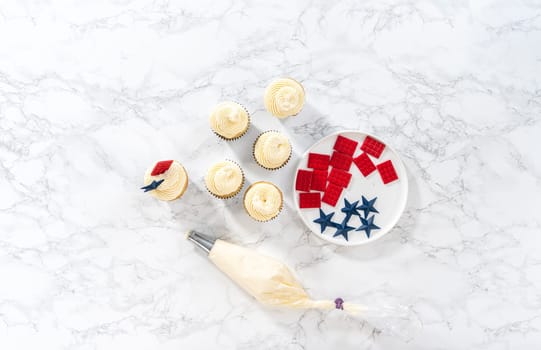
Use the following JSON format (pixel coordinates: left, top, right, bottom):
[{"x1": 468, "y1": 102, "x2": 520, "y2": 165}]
[{"x1": 186, "y1": 230, "x2": 416, "y2": 338}]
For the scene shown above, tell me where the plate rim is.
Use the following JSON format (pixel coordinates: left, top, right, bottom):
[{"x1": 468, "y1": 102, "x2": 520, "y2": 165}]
[{"x1": 293, "y1": 129, "x2": 409, "y2": 246}]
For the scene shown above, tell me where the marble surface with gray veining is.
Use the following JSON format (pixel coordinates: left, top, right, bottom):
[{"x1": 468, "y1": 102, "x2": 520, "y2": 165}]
[{"x1": 1, "y1": 1, "x2": 541, "y2": 349}]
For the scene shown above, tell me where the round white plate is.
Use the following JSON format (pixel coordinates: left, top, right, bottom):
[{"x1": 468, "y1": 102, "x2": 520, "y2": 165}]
[{"x1": 293, "y1": 130, "x2": 408, "y2": 246}]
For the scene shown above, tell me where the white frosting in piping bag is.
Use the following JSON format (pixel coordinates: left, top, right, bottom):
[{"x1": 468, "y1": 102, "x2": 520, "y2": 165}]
[
  {"x1": 206, "y1": 239, "x2": 381, "y2": 314},
  {"x1": 208, "y1": 240, "x2": 334, "y2": 309},
  {"x1": 186, "y1": 232, "x2": 414, "y2": 336}
]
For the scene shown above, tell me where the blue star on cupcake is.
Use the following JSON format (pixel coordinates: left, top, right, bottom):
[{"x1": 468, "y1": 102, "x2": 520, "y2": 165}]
[
  {"x1": 357, "y1": 196, "x2": 379, "y2": 218},
  {"x1": 356, "y1": 215, "x2": 380, "y2": 238},
  {"x1": 313, "y1": 209, "x2": 337, "y2": 233},
  {"x1": 141, "y1": 179, "x2": 165, "y2": 192}
]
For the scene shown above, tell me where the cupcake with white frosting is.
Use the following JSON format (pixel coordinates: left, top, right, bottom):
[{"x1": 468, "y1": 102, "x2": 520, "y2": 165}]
[
  {"x1": 243, "y1": 181, "x2": 283, "y2": 222},
  {"x1": 253, "y1": 131, "x2": 292, "y2": 170},
  {"x1": 264, "y1": 78, "x2": 305, "y2": 118},
  {"x1": 209, "y1": 101, "x2": 250, "y2": 140},
  {"x1": 142, "y1": 160, "x2": 188, "y2": 201},
  {"x1": 205, "y1": 160, "x2": 244, "y2": 199}
]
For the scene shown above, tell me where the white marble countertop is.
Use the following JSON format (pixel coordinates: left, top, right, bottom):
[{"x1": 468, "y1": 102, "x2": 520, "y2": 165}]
[{"x1": 1, "y1": 1, "x2": 541, "y2": 349}]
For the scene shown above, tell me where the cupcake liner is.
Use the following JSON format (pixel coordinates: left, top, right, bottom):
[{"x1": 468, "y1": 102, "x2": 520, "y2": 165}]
[
  {"x1": 243, "y1": 181, "x2": 283, "y2": 222},
  {"x1": 211, "y1": 102, "x2": 251, "y2": 141},
  {"x1": 205, "y1": 160, "x2": 245, "y2": 199},
  {"x1": 252, "y1": 130, "x2": 292, "y2": 170}
]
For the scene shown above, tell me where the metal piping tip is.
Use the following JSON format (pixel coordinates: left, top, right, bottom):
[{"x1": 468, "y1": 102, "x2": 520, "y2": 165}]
[{"x1": 185, "y1": 230, "x2": 216, "y2": 254}]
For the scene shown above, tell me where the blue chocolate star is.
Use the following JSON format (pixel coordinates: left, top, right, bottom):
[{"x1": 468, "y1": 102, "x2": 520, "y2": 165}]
[
  {"x1": 313, "y1": 209, "x2": 337, "y2": 233},
  {"x1": 140, "y1": 179, "x2": 165, "y2": 192},
  {"x1": 341, "y1": 198, "x2": 360, "y2": 221},
  {"x1": 357, "y1": 196, "x2": 379, "y2": 218},
  {"x1": 356, "y1": 215, "x2": 380, "y2": 238},
  {"x1": 333, "y1": 219, "x2": 355, "y2": 241}
]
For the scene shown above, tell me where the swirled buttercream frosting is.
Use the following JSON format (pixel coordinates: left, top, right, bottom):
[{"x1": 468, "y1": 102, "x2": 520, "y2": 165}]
[
  {"x1": 243, "y1": 181, "x2": 283, "y2": 221},
  {"x1": 205, "y1": 160, "x2": 244, "y2": 198},
  {"x1": 253, "y1": 131, "x2": 292, "y2": 169},
  {"x1": 264, "y1": 78, "x2": 305, "y2": 118},
  {"x1": 143, "y1": 160, "x2": 188, "y2": 201},
  {"x1": 209, "y1": 101, "x2": 250, "y2": 139}
]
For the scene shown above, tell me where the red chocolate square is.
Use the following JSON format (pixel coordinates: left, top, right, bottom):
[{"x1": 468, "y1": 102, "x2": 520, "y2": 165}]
[
  {"x1": 322, "y1": 183, "x2": 343, "y2": 207},
  {"x1": 333, "y1": 135, "x2": 358, "y2": 156},
  {"x1": 295, "y1": 169, "x2": 313, "y2": 192},
  {"x1": 377, "y1": 160, "x2": 398, "y2": 184},
  {"x1": 299, "y1": 192, "x2": 321, "y2": 209},
  {"x1": 328, "y1": 168, "x2": 352, "y2": 188},
  {"x1": 151, "y1": 160, "x2": 174, "y2": 176},
  {"x1": 329, "y1": 151, "x2": 353, "y2": 171},
  {"x1": 353, "y1": 152, "x2": 376, "y2": 177},
  {"x1": 307, "y1": 153, "x2": 330, "y2": 170},
  {"x1": 311, "y1": 170, "x2": 328, "y2": 192},
  {"x1": 361, "y1": 136, "x2": 385, "y2": 158}
]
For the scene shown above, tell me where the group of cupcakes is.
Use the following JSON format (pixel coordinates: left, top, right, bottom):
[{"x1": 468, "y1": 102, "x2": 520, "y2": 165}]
[{"x1": 141, "y1": 78, "x2": 305, "y2": 222}]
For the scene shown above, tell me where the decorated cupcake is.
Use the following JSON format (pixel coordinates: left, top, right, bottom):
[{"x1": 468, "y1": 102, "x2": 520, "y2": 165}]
[
  {"x1": 209, "y1": 101, "x2": 250, "y2": 140},
  {"x1": 264, "y1": 78, "x2": 305, "y2": 118},
  {"x1": 243, "y1": 181, "x2": 283, "y2": 222},
  {"x1": 253, "y1": 131, "x2": 292, "y2": 170},
  {"x1": 141, "y1": 160, "x2": 188, "y2": 201},
  {"x1": 205, "y1": 160, "x2": 244, "y2": 199}
]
